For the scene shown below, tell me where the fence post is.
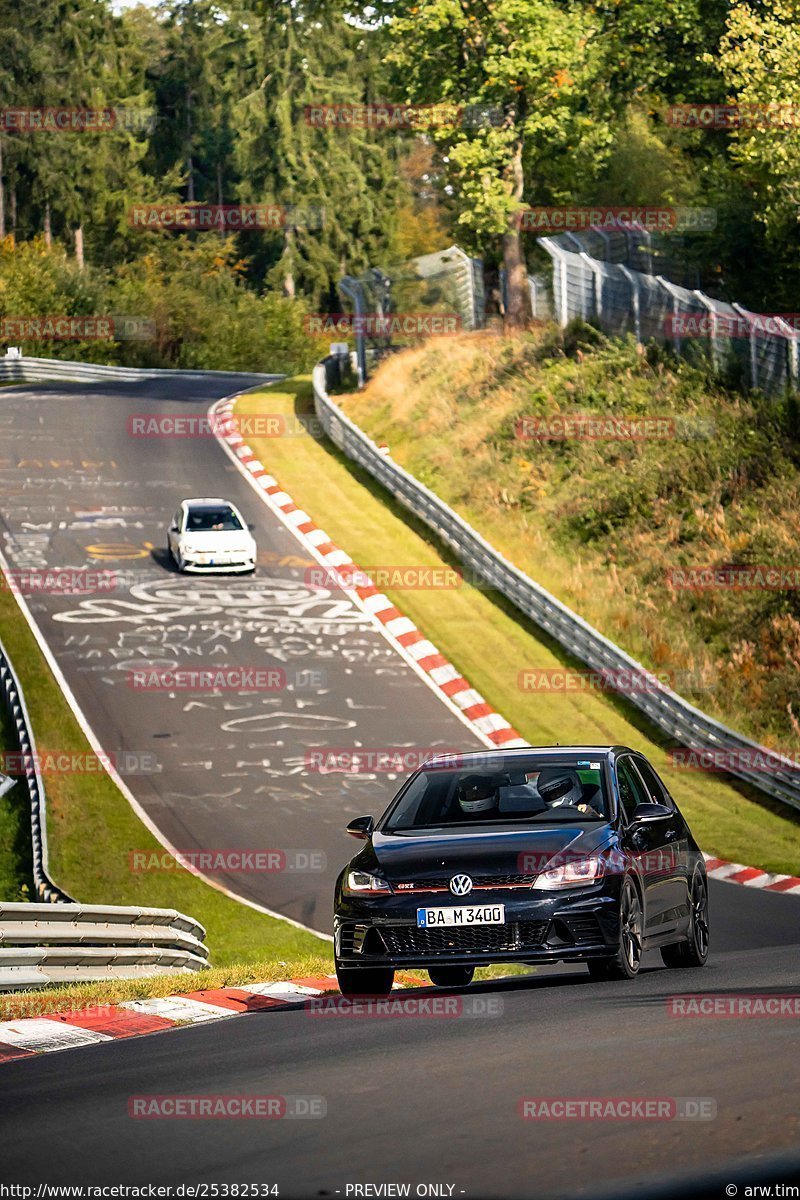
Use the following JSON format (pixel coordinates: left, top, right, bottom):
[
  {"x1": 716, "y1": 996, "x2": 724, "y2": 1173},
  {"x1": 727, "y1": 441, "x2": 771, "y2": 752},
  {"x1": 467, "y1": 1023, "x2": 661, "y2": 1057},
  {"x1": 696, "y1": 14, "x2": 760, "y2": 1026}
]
[
  {"x1": 732, "y1": 303, "x2": 759, "y2": 391},
  {"x1": 539, "y1": 239, "x2": 570, "y2": 327},
  {"x1": 656, "y1": 276, "x2": 684, "y2": 356},
  {"x1": 339, "y1": 275, "x2": 367, "y2": 387},
  {"x1": 694, "y1": 291, "x2": 723, "y2": 374},
  {"x1": 618, "y1": 265, "x2": 641, "y2": 344},
  {"x1": 775, "y1": 316, "x2": 800, "y2": 390},
  {"x1": 580, "y1": 252, "x2": 604, "y2": 322}
]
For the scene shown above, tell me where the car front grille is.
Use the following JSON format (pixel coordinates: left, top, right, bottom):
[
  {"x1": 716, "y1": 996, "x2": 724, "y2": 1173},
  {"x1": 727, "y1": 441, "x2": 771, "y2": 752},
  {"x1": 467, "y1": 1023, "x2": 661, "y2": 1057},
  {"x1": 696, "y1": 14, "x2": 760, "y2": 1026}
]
[
  {"x1": 377, "y1": 921, "x2": 548, "y2": 957},
  {"x1": 393, "y1": 873, "x2": 537, "y2": 894}
]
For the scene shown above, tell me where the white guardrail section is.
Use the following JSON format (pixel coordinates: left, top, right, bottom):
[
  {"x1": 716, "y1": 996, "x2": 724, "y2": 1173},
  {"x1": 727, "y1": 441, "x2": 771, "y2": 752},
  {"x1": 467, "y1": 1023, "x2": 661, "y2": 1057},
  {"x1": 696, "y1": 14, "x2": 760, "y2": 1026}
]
[
  {"x1": 313, "y1": 355, "x2": 800, "y2": 814},
  {"x1": 0, "y1": 634, "x2": 210, "y2": 989},
  {"x1": 0, "y1": 634, "x2": 73, "y2": 903},
  {"x1": 0, "y1": 353, "x2": 273, "y2": 385},
  {"x1": 0, "y1": 904, "x2": 209, "y2": 990}
]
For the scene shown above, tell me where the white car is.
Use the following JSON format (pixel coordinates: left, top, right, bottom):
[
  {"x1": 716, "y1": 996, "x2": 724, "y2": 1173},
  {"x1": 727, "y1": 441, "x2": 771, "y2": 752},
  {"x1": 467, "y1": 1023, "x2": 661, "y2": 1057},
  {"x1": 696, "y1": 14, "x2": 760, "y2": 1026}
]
[{"x1": 167, "y1": 497, "x2": 256, "y2": 574}]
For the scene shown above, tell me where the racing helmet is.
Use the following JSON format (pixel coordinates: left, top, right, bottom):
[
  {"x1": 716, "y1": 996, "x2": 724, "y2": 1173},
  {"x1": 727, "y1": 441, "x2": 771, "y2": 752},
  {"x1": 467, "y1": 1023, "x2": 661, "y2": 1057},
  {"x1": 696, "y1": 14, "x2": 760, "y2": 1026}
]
[
  {"x1": 536, "y1": 767, "x2": 584, "y2": 810},
  {"x1": 457, "y1": 774, "x2": 499, "y2": 815}
]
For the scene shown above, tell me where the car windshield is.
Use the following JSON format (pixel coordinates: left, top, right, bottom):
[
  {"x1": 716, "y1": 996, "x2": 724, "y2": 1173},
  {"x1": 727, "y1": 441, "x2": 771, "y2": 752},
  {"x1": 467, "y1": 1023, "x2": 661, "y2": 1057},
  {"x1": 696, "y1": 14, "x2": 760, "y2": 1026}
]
[
  {"x1": 186, "y1": 506, "x2": 242, "y2": 532},
  {"x1": 382, "y1": 755, "x2": 609, "y2": 831}
]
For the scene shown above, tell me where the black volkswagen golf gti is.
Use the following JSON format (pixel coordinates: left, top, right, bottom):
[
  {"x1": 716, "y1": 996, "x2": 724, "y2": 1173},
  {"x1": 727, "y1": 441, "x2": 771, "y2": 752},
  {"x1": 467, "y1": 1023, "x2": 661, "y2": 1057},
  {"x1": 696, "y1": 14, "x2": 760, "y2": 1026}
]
[{"x1": 334, "y1": 745, "x2": 710, "y2": 995}]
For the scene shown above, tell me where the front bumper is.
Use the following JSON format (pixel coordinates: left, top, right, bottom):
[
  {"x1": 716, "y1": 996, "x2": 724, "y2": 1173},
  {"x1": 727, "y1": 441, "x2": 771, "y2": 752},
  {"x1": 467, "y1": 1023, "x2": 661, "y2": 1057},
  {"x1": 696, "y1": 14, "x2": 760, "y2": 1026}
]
[
  {"x1": 334, "y1": 887, "x2": 621, "y2": 969},
  {"x1": 182, "y1": 559, "x2": 255, "y2": 573}
]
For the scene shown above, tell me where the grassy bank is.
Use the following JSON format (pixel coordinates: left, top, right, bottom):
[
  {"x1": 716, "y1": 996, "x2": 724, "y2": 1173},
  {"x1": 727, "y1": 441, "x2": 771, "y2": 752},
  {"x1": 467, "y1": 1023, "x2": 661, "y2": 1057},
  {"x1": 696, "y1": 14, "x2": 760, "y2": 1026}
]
[
  {"x1": 341, "y1": 328, "x2": 800, "y2": 755},
  {"x1": 0, "y1": 586, "x2": 329, "y2": 966},
  {"x1": 236, "y1": 375, "x2": 800, "y2": 875},
  {"x1": 0, "y1": 698, "x2": 33, "y2": 901},
  {"x1": 0, "y1": 963, "x2": 532, "y2": 1022}
]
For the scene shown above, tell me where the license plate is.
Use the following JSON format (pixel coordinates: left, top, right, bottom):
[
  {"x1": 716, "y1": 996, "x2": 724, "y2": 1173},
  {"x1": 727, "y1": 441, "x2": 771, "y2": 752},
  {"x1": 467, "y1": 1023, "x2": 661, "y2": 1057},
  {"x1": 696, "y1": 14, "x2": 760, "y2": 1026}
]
[{"x1": 417, "y1": 904, "x2": 505, "y2": 927}]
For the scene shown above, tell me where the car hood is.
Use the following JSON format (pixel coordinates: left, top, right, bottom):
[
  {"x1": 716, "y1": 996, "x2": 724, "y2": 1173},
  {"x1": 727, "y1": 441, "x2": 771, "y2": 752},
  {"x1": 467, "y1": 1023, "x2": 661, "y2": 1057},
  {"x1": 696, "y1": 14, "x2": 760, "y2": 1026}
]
[
  {"x1": 180, "y1": 530, "x2": 253, "y2": 547},
  {"x1": 368, "y1": 823, "x2": 612, "y2": 881}
]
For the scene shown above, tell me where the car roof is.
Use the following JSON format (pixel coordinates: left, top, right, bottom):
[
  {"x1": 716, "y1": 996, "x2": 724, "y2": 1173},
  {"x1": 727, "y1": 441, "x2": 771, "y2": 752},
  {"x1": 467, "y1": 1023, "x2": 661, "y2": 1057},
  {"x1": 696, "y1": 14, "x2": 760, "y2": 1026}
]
[
  {"x1": 182, "y1": 497, "x2": 235, "y2": 508},
  {"x1": 425, "y1": 745, "x2": 632, "y2": 766}
]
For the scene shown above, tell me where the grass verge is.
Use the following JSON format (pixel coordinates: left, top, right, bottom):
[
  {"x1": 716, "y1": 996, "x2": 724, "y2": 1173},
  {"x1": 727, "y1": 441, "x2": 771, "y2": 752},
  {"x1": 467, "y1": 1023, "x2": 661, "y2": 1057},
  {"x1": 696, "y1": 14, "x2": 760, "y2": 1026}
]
[
  {"x1": 0, "y1": 585, "x2": 329, "y2": 966},
  {"x1": 236, "y1": 376, "x2": 800, "y2": 876},
  {"x1": 0, "y1": 962, "x2": 534, "y2": 1021},
  {"x1": 0, "y1": 696, "x2": 33, "y2": 901}
]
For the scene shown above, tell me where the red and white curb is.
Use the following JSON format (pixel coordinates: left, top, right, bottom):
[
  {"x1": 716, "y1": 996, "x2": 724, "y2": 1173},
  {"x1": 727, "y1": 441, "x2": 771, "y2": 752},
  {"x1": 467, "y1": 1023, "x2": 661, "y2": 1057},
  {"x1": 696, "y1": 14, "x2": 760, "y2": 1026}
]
[
  {"x1": 0, "y1": 974, "x2": 433, "y2": 1064},
  {"x1": 702, "y1": 854, "x2": 800, "y2": 894},
  {"x1": 210, "y1": 396, "x2": 526, "y2": 752}
]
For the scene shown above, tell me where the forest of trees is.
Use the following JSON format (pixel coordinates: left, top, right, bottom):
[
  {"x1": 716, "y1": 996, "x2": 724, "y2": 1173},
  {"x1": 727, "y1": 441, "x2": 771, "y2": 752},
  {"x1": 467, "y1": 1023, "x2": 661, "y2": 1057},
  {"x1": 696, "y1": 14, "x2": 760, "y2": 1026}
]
[{"x1": 0, "y1": 0, "x2": 797, "y2": 369}]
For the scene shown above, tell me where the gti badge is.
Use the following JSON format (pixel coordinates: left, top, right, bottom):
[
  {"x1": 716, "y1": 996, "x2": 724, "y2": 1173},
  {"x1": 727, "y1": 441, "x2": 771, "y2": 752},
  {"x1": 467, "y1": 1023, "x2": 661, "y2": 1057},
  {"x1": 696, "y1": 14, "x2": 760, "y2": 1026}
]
[{"x1": 449, "y1": 874, "x2": 473, "y2": 896}]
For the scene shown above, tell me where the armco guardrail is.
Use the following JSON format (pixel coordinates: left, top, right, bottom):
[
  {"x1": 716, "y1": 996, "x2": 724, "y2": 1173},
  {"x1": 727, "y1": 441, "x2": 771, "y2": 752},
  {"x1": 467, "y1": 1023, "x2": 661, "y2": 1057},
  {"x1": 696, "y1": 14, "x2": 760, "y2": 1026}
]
[
  {"x1": 0, "y1": 903, "x2": 208, "y2": 990},
  {"x1": 0, "y1": 635, "x2": 210, "y2": 988},
  {"x1": 0, "y1": 634, "x2": 73, "y2": 903},
  {"x1": 0, "y1": 353, "x2": 273, "y2": 386},
  {"x1": 313, "y1": 355, "x2": 800, "y2": 813}
]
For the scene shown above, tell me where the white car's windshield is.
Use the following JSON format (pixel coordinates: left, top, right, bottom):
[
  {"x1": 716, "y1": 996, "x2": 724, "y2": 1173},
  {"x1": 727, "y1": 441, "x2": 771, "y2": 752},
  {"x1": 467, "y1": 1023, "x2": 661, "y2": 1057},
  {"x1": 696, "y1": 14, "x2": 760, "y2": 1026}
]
[{"x1": 185, "y1": 506, "x2": 243, "y2": 532}]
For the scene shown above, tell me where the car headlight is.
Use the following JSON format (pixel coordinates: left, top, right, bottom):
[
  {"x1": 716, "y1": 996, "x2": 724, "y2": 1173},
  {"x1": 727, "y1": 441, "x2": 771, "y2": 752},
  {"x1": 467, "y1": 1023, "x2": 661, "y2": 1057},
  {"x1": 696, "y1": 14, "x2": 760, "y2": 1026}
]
[
  {"x1": 344, "y1": 870, "x2": 393, "y2": 894},
  {"x1": 531, "y1": 856, "x2": 605, "y2": 890}
]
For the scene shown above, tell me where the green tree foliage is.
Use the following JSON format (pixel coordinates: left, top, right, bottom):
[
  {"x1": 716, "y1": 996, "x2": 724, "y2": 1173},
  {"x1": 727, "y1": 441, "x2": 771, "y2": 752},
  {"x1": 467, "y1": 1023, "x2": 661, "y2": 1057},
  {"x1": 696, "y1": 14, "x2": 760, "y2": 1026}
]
[
  {"x1": 376, "y1": 0, "x2": 604, "y2": 326},
  {"x1": 232, "y1": 0, "x2": 401, "y2": 306},
  {"x1": 0, "y1": 0, "x2": 797, "y2": 354},
  {"x1": 0, "y1": 235, "x2": 318, "y2": 372},
  {"x1": 715, "y1": 3, "x2": 800, "y2": 250}
]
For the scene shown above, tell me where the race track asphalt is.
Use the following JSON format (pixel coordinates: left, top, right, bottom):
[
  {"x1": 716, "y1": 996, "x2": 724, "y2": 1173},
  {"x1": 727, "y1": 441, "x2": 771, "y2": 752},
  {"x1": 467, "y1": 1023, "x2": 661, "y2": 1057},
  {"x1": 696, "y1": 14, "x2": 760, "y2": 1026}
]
[
  {"x1": 0, "y1": 376, "x2": 484, "y2": 930},
  {"x1": 1, "y1": 885, "x2": 799, "y2": 1197}
]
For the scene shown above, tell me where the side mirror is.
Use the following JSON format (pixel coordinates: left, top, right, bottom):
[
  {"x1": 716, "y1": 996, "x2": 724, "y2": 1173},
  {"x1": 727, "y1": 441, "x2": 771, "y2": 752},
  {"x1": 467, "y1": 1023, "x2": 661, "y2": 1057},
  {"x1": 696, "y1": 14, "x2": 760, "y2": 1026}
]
[
  {"x1": 346, "y1": 815, "x2": 374, "y2": 840},
  {"x1": 169, "y1": 522, "x2": 178, "y2": 532},
  {"x1": 632, "y1": 801, "x2": 673, "y2": 823}
]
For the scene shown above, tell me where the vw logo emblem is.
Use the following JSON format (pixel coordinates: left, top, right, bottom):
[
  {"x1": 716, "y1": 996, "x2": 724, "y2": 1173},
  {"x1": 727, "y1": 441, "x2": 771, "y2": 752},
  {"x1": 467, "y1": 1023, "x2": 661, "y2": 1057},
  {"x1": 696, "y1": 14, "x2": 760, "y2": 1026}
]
[{"x1": 449, "y1": 874, "x2": 473, "y2": 896}]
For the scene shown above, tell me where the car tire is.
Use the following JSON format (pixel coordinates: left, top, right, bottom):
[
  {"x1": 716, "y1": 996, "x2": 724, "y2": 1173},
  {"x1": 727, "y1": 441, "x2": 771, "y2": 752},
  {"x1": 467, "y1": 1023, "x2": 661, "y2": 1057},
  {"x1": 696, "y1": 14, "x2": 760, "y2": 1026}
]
[
  {"x1": 428, "y1": 966, "x2": 475, "y2": 988},
  {"x1": 335, "y1": 963, "x2": 394, "y2": 997},
  {"x1": 660, "y1": 872, "x2": 709, "y2": 969},
  {"x1": 587, "y1": 878, "x2": 643, "y2": 980}
]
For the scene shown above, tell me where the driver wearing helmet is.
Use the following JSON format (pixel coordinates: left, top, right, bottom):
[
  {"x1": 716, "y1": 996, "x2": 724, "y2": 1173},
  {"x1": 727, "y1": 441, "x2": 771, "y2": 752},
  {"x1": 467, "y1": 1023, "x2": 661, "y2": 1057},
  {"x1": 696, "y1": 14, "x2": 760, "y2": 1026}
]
[
  {"x1": 456, "y1": 773, "x2": 500, "y2": 816},
  {"x1": 535, "y1": 766, "x2": 596, "y2": 815}
]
